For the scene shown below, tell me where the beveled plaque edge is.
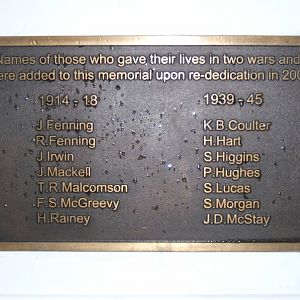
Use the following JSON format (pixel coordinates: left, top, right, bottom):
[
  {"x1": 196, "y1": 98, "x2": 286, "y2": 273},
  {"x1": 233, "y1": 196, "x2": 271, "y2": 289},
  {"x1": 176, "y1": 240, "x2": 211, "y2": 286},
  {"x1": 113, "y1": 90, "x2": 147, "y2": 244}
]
[
  {"x1": 0, "y1": 35, "x2": 299, "y2": 46},
  {"x1": 0, "y1": 35, "x2": 299, "y2": 252},
  {"x1": 0, "y1": 242, "x2": 299, "y2": 252}
]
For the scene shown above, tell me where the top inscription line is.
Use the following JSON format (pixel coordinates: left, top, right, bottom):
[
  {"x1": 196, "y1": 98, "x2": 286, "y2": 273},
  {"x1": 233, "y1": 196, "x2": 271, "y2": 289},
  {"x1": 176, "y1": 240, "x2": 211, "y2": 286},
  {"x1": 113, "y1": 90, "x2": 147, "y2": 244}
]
[{"x1": 0, "y1": 36, "x2": 299, "y2": 46}]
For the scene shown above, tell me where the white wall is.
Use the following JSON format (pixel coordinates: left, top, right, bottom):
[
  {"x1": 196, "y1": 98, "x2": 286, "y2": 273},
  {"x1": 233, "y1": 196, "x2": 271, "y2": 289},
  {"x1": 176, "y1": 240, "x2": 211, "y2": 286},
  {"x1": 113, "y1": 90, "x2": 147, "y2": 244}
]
[
  {"x1": 0, "y1": 0, "x2": 299, "y2": 36},
  {"x1": 0, "y1": 0, "x2": 299, "y2": 299}
]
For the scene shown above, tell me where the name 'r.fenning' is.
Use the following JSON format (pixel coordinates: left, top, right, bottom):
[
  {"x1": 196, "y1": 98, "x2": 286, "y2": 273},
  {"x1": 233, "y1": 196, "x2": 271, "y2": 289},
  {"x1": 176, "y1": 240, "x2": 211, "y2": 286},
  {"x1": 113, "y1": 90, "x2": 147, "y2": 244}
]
[{"x1": 35, "y1": 135, "x2": 96, "y2": 149}]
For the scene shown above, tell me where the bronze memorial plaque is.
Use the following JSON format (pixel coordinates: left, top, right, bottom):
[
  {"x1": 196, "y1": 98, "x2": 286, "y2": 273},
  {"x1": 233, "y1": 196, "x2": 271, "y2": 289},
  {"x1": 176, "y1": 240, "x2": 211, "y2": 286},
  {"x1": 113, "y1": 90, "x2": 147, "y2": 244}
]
[{"x1": 0, "y1": 36, "x2": 299, "y2": 251}]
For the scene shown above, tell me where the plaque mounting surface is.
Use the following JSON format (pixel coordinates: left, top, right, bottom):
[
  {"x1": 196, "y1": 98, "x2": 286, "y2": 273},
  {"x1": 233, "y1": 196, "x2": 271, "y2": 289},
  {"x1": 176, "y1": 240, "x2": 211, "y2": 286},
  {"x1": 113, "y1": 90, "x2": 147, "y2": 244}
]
[{"x1": 0, "y1": 36, "x2": 299, "y2": 251}]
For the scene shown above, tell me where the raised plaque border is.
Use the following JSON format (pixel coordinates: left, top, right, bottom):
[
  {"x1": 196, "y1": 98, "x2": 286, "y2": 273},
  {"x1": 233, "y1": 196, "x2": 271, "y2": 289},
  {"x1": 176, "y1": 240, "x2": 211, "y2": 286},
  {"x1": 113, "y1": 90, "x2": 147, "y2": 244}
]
[{"x1": 0, "y1": 35, "x2": 299, "y2": 252}]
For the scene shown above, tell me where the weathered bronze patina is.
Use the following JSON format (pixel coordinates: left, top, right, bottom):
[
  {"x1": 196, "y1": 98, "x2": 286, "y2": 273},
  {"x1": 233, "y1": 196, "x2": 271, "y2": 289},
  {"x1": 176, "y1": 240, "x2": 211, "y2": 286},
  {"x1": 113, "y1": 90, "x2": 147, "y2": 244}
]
[{"x1": 0, "y1": 36, "x2": 299, "y2": 251}]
